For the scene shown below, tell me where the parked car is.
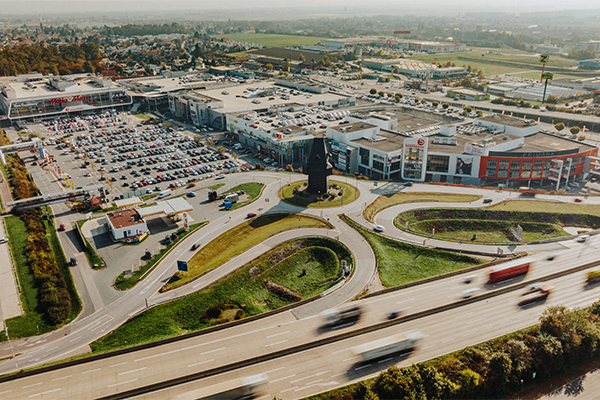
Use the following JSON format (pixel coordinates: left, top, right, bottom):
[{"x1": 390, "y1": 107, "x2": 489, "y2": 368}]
[{"x1": 58, "y1": 224, "x2": 66, "y2": 231}]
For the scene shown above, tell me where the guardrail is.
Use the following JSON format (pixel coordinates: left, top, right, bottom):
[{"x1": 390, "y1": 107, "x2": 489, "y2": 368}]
[{"x1": 96, "y1": 256, "x2": 600, "y2": 400}]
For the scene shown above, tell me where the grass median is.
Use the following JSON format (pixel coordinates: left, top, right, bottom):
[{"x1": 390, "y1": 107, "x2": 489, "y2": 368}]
[
  {"x1": 76, "y1": 219, "x2": 105, "y2": 269},
  {"x1": 279, "y1": 180, "x2": 359, "y2": 208},
  {"x1": 342, "y1": 216, "x2": 483, "y2": 287},
  {"x1": 222, "y1": 182, "x2": 264, "y2": 210},
  {"x1": 161, "y1": 213, "x2": 332, "y2": 291},
  {"x1": 92, "y1": 236, "x2": 350, "y2": 353},
  {"x1": 364, "y1": 192, "x2": 481, "y2": 222},
  {"x1": 208, "y1": 182, "x2": 225, "y2": 190},
  {"x1": 114, "y1": 222, "x2": 207, "y2": 290}
]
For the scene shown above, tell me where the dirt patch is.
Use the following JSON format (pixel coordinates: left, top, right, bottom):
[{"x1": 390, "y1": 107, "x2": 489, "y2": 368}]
[{"x1": 264, "y1": 280, "x2": 303, "y2": 302}]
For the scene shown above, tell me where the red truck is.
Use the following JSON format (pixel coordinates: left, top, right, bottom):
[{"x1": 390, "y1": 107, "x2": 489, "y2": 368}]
[{"x1": 489, "y1": 257, "x2": 533, "y2": 283}]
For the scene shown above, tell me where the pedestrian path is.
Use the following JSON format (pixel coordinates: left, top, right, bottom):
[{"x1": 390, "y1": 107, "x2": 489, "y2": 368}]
[{"x1": 0, "y1": 217, "x2": 23, "y2": 330}]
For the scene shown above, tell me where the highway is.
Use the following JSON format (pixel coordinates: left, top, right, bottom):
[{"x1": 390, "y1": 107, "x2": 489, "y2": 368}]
[{"x1": 1, "y1": 149, "x2": 600, "y2": 398}]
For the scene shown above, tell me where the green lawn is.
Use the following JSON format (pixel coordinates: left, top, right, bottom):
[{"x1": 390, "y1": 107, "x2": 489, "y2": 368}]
[
  {"x1": 208, "y1": 182, "x2": 226, "y2": 190},
  {"x1": 162, "y1": 213, "x2": 332, "y2": 291},
  {"x1": 395, "y1": 203, "x2": 599, "y2": 244},
  {"x1": 509, "y1": 71, "x2": 581, "y2": 80},
  {"x1": 342, "y1": 216, "x2": 483, "y2": 287},
  {"x1": 2, "y1": 212, "x2": 82, "y2": 340},
  {"x1": 114, "y1": 222, "x2": 208, "y2": 290},
  {"x1": 364, "y1": 192, "x2": 480, "y2": 222},
  {"x1": 134, "y1": 113, "x2": 152, "y2": 119},
  {"x1": 92, "y1": 237, "x2": 350, "y2": 353},
  {"x1": 279, "y1": 180, "x2": 359, "y2": 208},
  {"x1": 211, "y1": 33, "x2": 325, "y2": 48},
  {"x1": 409, "y1": 52, "x2": 526, "y2": 76},
  {"x1": 223, "y1": 182, "x2": 264, "y2": 210},
  {"x1": 76, "y1": 220, "x2": 105, "y2": 269}
]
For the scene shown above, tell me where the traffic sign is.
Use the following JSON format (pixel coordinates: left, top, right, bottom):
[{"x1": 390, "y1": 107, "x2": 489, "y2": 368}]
[
  {"x1": 539, "y1": 54, "x2": 550, "y2": 63},
  {"x1": 541, "y1": 72, "x2": 554, "y2": 80},
  {"x1": 177, "y1": 260, "x2": 188, "y2": 272}
]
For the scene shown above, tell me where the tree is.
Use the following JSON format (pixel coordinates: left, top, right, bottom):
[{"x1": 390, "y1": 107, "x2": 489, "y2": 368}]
[
  {"x1": 231, "y1": 152, "x2": 238, "y2": 160},
  {"x1": 442, "y1": 102, "x2": 450, "y2": 109},
  {"x1": 420, "y1": 99, "x2": 426, "y2": 104},
  {"x1": 282, "y1": 60, "x2": 291, "y2": 72},
  {"x1": 395, "y1": 93, "x2": 402, "y2": 102},
  {"x1": 570, "y1": 126, "x2": 581, "y2": 135},
  {"x1": 554, "y1": 122, "x2": 565, "y2": 132},
  {"x1": 370, "y1": 88, "x2": 377, "y2": 95},
  {"x1": 298, "y1": 54, "x2": 305, "y2": 62},
  {"x1": 216, "y1": 146, "x2": 226, "y2": 154},
  {"x1": 546, "y1": 95, "x2": 559, "y2": 104},
  {"x1": 205, "y1": 139, "x2": 215, "y2": 147},
  {"x1": 378, "y1": 90, "x2": 384, "y2": 97},
  {"x1": 465, "y1": 106, "x2": 473, "y2": 113},
  {"x1": 83, "y1": 61, "x2": 95, "y2": 73},
  {"x1": 432, "y1": 101, "x2": 439, "y2": 107},
  {"x1": 476, "y1": 110, "x2": 483, "y2": 117},
  {"x1": 486, "y1": 352, "x2": 512, "y2": 393},
  {"x1": 162, "y1": 122, "x2": 172, "y2": 129},
  {"x1": 265, "y1": 63, "x2": 273, "y2": 71}
]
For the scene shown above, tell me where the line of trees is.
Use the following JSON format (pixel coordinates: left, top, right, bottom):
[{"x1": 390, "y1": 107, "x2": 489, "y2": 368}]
[
  {"x1": 0, "y1": 43, "x2": 104, "y2": 76},
  {"x1": 0, "y1": 131, "x2": 72, "y2": 325},
  {"x1": 318, "y1": 301, "x2": 600, "y2": 400}
]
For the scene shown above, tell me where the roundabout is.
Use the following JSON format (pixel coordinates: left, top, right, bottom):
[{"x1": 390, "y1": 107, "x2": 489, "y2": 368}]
[{"x1": 278, "y1": 179, "x2": 359, "y2": 208}]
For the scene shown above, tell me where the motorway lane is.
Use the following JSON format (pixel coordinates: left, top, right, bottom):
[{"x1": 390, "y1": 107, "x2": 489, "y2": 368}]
[
  {"x1": 1, "y1": 239, "x2": 599, "y2": 399},
  {"x1": 126, "y1": 263, "x2": 600, "y2": 400}
]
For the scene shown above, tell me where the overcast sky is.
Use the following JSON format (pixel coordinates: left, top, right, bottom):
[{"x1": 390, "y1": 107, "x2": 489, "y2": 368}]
[{"x1": 1, "y1": 0, "x2": 599, "y2": 16}]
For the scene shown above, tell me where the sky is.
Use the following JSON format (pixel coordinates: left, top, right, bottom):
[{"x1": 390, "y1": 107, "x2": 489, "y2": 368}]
[{"x1": 0, "y1": 0, "x2": 599, "y2": 16}]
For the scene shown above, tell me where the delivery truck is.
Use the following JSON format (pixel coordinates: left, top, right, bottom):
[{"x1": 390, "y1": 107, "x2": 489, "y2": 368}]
[
  {"x1": 489, "y1": 257, "x2": 533, "y2": 283},
  {"x1": 177, "y1": 374, "x2": 267, "y2": 400},
  {"x1": 352, "y1": 332, "x2": 422, "y2": 362},
  {"x1": 157, "y1": 189, "x2": 172, "y2": 199},
  {"x1": 321, "y1": 305, "x2": 362, "y2": 328}
]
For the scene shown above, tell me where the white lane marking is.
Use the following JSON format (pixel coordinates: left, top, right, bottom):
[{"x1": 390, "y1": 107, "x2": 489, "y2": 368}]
[
  {"x1": 201, "y1": 347, "x2": 226, "y2": 355},
  {"x1": 29, "y1": 388, "x2": 61, "y2": 398},
  {"x1": 187, "y1": 359, "x2": 214, "y2": 368},
  {"x1": 264, "y1": 366, "x2": 285, "y2": 375},
  {"x1": 107, "y1": 379, "x2": 137, "y2": 388},
  {"x1": 82, "y1": 368, "x2": 101, "y2": 374},
  {"x1": 290, "y1": 376, "x2": 311, "y2": 384},
  {"x1": 119, "y1": 367, "x2": 147, "y2": 376},
  {"x1": 0, "y1": 390, "x2": 12, "y2": 395},
  {"x1": 266, "y1": 331, "x2": 290, "y2": 339},
  {"x1": 315, "y1": 370, "x2": 330, "y2": 376},
  {"x1": 279, "y1": 387, "x2": 298, "y2": 393},
  {"x1": 109, "y1": 362, "x2": 129, "y2": 368},
  {"x1": 69, "y1": 335, "x2": 82, "y2": 343},
  {"x1": 331, "y1": 372, "x2": 346, "y2": 378},
  {"x1": 331, "y1": 348, "x2": 348, "y2": 355},
  {"x1": 22, "y1": 382, "x2": 43, "y2": 389},
  {"x1": 305, "y1": 379, "x2": 324, "y2": 386},
  {"x1": 140, "y1": 268, "x2": 170, "y2": 295},
  {"x1": 355, "y1": 364, "x2": 371, "y2": 370},
  {"x1": 266, "y1": 340, "x2": 288, "y2": 347},
  {"x1": 378, "y1": 357, "x2": 393, "y2": 363},
  {"x1": 52, "y1": 375, "x2": 72, "y2": 381},
  {"x1": 271, "y1": 374, "x2": 296, "y2": 383},
  {"x1": 342, "y1": 356, "x2": 358, "y2": 362},
  {"x1": 44, "y1": 346, "x2": 59, "y2": 353}
]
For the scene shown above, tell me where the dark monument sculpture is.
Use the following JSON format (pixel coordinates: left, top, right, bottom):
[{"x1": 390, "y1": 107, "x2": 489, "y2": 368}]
[{"x1": 304, "y1": 135, "x2": 332, "y2": 193}]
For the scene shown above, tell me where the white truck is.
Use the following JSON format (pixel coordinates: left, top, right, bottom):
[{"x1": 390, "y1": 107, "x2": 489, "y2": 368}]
[
  {"x1": 177, "y1": 374, "x2": 267, "y2": 400},
  {"x1": 352, "y1": 332, "x2": 422, "y2": 362},
  {"x1": 157, "y1": 189, "x2": 172, "y2": 199},
  {"x1": 224, "y1": 193, "x2": 239, "y2": 203}
]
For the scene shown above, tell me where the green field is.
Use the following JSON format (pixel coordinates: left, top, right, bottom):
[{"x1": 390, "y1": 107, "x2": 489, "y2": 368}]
[
  {"x1": 92, "y1": 237, "x2": 350, "y2": 353},
  {"x1": 162, "y1": 213, "x2": 331, "y2": 291},
  {"x1": 364, "y1": 192, "x2": 480, "y2": 222},
  {"x1": 343, "y1": 217, "x2": 483, "y2": 287},
  {"x1": 409, "y1": 52, "x2": 526, "y2": 76},
  {"x1": 211, "y1": 33, "x2": 325, "y2": 48},
  {"x1": 223, "y1": 182, "x2": 264, "y2": 210},
  {"x1": 279, "y1": 180, "x2": 359, "y2": 208},
  {"x1": 509, "y1": 71, "x2": 581, "y2": 80}
]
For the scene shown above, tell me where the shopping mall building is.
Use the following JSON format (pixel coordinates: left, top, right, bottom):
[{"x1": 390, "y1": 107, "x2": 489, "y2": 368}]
[{"x1": 0, "y1": 73, "x2": 132, "y2": 122}]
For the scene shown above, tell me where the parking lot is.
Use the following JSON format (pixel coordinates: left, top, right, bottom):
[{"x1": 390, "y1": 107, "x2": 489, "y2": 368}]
[{"x1": 39, "y1": 118, "x2": 247, "y2": 201}]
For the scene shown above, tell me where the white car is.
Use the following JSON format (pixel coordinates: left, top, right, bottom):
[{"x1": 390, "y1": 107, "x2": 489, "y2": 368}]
[
  {"x1": 577, "y1": 235, "x2": 590, "y2": 243},
  {"x1": 460, "y1": 288, "x2": 480, "y2": 298},
  {"x1": 373, "y1": 225, "x2": 385, "y2": 233},
  {"x1": 0, "y1": 238, "x2": 8, "y2": 244},
  {"x1": 216, "y1": 174, "x2": 225, "y2": 180}
]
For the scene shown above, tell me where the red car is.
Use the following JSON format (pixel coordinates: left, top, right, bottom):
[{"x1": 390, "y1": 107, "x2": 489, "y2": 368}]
[
  {"x1": 575, "y1": 198, "x2": 583, "y2": 203},
  {"x1": 246, "y1": 213, "x2": 257, "y2": 219},
  {"x1": 58, "y1": 224, "x2": 66, "y2": 231}
]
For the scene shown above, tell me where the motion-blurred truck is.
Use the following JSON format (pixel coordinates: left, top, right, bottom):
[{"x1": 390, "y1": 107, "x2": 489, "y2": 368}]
[{"x1": 352, "y1": 332, "x2": 422, "y2": 362}]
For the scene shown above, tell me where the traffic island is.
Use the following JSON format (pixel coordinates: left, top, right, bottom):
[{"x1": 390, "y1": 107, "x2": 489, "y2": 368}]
[{"x1": 279, "y1": 180, "x2": 359, "y2": 208}]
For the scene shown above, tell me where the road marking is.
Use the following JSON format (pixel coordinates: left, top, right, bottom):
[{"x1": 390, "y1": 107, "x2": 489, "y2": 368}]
[
  {"x1": 201, "y1": 347, "x2": 226, "y2": 355},
  {"x1": 315, "y1": 370, "x2": 330, "y2": 376},
  {"x1": 109, "y1": 362, "x2": 129, "y2": 368},
  {"x1": 187, "y1": 359, "x2": 214, "y2": 368},
  {"x1": 290, "y1": 376, "x2": 311, "y2": 384},
  {"x1": 0, "y1": 390, "x2": 12, "y2": 395},
  {"x1": 82, "y1": 368, "x2": 101, "y2": 374},
  {"x1": 378, "y1": 357, "x2": 394, "y2": 363},
  {"x1": 44, "y1": 346, "x2": 59, "y2": 353},
  {"x1": 52, "y1": 375, "x2": 72, "y2": 381},
  {"x1": 270, "y1": 374, "x2": 295, "y2": 383},
  {"x1": 355, "y1": 364, "x2": 371, "y2": 370},
  {"x1": 266, "y1": 331, "x2": 290, "y2": 339},
  {"x1": 342, "y1": 356, "x2": 358, "y2": 362},
  {"x1": 22, "y1": 382, "x2": 44, "y2": 389},
  {"x1": 119, "y1": 367, "x2": 147, "y2": 376},
  {"x1": 331, "y1": 348, "x2": 348, "y2": 355},
  {"x1": 279, "y1": 387, "x2": 298, "y2": 393},
  {"x1": 331, "y1": 372, "x2": 347, "y2": 378},
  {"x1": 305, "y1": 379, "x2": 324, "y2": 386},
  {"x1": 69, "y1": 335, "x2": 82, "y2": 343},
  {"x1": 266, "y1": 340, "x2": 288, "y2": 347},
  {"x1": 107, "y1": 379, "x2": 137, "y2": 388},
  {"x1": 134, "y1": 342, "x2": 204, "y2": 362},
  {"x1": 264, "y1": 366, "x2": 285, "y2": 374},
  {"x1": 29, "y1": 388, "x2": 61, "y2": 398}
]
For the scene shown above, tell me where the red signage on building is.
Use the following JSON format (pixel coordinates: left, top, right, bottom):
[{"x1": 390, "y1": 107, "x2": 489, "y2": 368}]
[{"x1": 49, "y1": 95, "x2": 88, "y2": 105}]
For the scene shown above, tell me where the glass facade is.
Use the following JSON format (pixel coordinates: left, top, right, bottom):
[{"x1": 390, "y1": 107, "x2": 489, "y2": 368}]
[
  {"x1": 509, "y1": 160, "x2": 521, "y2": 178},
  {"x1": 486, "y1": 159, "x2": 497, "y2": 177},
  {"x1": 359, "y1": 147, "x2": 370, "y2": 166},
  {"x1": 426, "y1": 155, "x2": 450, "y2": 173},
  {"x1": 8, "y1": 90, "x2": 131, "y2": 119},
  {"x1": 497, "y1": 160, "x2": 509, "y2": 178}
]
